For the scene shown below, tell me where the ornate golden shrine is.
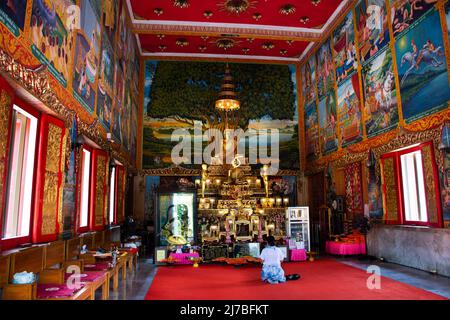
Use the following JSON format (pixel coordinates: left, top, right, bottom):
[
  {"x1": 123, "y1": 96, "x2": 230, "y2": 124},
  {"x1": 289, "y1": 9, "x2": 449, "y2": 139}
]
[{"x1": 197, "y1": 159, "x2": 290, "y2": 244}]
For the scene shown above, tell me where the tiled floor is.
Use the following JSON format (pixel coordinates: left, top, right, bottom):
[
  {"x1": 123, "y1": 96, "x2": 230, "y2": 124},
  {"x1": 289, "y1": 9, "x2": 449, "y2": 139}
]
[{"x1": 108, "y1": 255, "x2": 450, "y2": 300}]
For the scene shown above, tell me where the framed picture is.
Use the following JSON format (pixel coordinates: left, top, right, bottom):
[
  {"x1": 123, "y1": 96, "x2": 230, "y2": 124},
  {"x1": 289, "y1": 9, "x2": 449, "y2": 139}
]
[{"x1": 155, "y1": 246, "x2": 168, "y2": 265}]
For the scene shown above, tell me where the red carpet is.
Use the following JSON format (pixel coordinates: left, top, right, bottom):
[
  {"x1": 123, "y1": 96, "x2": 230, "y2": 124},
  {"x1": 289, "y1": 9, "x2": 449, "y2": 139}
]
[{"x1": 145, "y1": 259, "x2": 447, "y2": 300}]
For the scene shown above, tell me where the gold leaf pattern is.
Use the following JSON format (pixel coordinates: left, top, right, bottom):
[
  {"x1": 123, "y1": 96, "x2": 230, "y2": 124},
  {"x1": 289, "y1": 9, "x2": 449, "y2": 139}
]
[
  {"x1": 381, "y1": 157, "x2": 398, "y2": 221},
  {"x1": 95, "y1": 155, "x2": 107, "y2": 226},
  {"x1": 41, "y1": 124, "x2": 63, "y2": 236},
  {"x1": 421, "y1": 145, "x2": 438, "y2": 224}
]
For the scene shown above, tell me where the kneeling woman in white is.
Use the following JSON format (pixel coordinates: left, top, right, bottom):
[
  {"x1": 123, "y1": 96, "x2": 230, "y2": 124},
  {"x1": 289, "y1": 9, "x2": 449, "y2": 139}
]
[{"x1": 260, "y1": 236, "x2": 286, "y2": 284}]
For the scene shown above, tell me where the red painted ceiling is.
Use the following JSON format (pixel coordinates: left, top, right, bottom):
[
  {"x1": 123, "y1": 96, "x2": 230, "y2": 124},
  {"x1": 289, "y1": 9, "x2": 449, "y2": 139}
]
[
  {"x1": 139, "y1": 34, "x2": 309, "y2": 58},
  {"x1": 129, "y1": 0, "x2": 346, "y2": 60},
  {"x1": 130, "y1": 0, "x2": 341, "y2": 29}
]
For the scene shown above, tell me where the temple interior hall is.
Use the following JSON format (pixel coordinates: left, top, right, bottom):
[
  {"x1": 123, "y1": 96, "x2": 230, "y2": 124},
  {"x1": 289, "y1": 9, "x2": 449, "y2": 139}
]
[{"x1": 0, "y1": 0, "x2": 449, "y2": 303}]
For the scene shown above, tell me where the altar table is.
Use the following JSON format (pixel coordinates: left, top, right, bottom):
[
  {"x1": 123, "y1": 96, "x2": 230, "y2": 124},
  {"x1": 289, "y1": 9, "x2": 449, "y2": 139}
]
[
  {"x1": 290, "y1": 249, "x2": 307, "y2": 261},
  {"x1": 168, "y1": 252, "x2": 200, "y2": 264},
  {"x1": 325, "y1": 241, "x2": 366, "y2": 256}
]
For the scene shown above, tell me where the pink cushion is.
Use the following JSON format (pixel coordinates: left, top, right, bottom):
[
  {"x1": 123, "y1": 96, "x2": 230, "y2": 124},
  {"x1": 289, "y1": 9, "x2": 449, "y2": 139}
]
[
  {"x1": 37, "y1": 283, "x2": 85, "y2": 299},
  {"x1": 84, "y1": 262, "x2": 111, "y2": 271},
  {"x1": 65, "y1": 271, "x2": 105, "y2": 282}
]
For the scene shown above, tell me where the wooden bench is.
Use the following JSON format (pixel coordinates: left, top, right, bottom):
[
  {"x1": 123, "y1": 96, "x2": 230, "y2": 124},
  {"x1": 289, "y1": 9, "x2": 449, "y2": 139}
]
[
  {"x1": 2, "y1": 246, "x2": 92, "y2": 300},
  {"x1": 43, "y1": 240, "x2": 109, "y2": 300}
]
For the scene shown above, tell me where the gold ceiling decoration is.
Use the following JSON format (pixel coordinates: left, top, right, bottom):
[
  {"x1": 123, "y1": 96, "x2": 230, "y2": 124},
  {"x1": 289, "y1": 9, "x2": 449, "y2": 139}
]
[
  {"x1": 280, "y1": 49, "x2": 287, "y2": 55},
  {"x1": 247, "y1": 38, "x2": 254, "y2": 43},
  {"x1": 198, "y1": 45, "x2": 207, "y2": 52},
  {"x1": 176, "y1": 38, "x2": 189, "y2": 47},
  {"x1": 219, "y1": 0, "x2": 256, "y2": 15},
  {"x1": 204, "y1": 11, "x2": 213, "y2": 18},
  {"x1": 173, "y1": 0, "x2": 190, "y2": 8},
  {"x1": 201, "y1": 35, "x2": 209, "y2": 41},
  {"x1": 156, "y1": 34, "x2": 165, "y2": 39},
  {"x1": 279, "y1": 4, "x2": 296, "y2": 15},
  {"x1": 286, "y1": 39, "x2": 294, "y2": 45},
  {"x1": 261, "y1": 42, "x2": 274, "y2": 50},
  {"x1": 242, "y1": 48, "x2": 250, "y2": 54},
  {"x1": 214, "y1": 38, "x2": 236, "y2": 50},
  {"x1": 299, "y1": 16, "x2": 310, "y2": 24},
  {"x1": 311, "y1": 0, "x2": 322, "y2": 6},
  {"x1": 252, "y1": 13, "x2": 262, "y2": 21},
  {"x1": 158, "y1": 44, "x2": 167, "y2": 51},
  {"x1": 153, "y1": 8, "x2": 163, "y2": 16}
]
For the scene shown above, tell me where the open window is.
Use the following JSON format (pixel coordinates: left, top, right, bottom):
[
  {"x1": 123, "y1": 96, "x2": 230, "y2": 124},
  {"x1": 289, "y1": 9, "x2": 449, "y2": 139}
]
[
  {"x1": 78, "y1": 146, "x2": 92, "y2": 233},
  {"x1": 381, "y1": 142, "x2": 442, "y2": 227},
  {"x1": 2, "y1": 104, "x2": 38, "y2": 242},
  {"x1": 109, "y1": 165, "x2": 117, "y2": 225}
]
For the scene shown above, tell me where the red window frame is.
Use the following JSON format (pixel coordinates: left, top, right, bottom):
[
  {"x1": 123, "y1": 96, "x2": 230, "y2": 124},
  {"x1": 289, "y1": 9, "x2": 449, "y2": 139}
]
[
  {"x1": 76, "y1": 145, "x2": 93, "y2": 234},
  {"x1": 381, "y1": 141, "x2": 443, "y2": 228},
  {"x1": 0, "y1": 97, "x2": 41, "y2": 250}
]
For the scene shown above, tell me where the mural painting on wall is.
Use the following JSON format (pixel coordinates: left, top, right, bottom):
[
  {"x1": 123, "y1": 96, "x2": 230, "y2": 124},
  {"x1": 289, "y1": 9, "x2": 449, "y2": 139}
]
[
  {"x1": 362, "y1": 48, "x2": 398, "y2": 138},
  {"x1": 72, "y1": 0, "x2": 100, "y2": 113},
  {"x1": 97, "y1": 32, "x2": 115, "y2": 129},
  {"x1": 301, "y1": 55, "x2": 317, "y2": 105},
  {"x1": 142, "y1": 61, "x2": 299, "y2": 170},
  {"x1": 316, "y1": 40, "x2": 334, "y2": 99},
  {"x1": 356, "y1": 0, "x2": 390, "y2": 64},
  {"x1": 0, "y1": 0, "x2": 27, "y2": 36},
  {"x1": 144, "y1": 176, "x2": 160, "y2": 222},
  {"x1": 390, "y1": 0, "x2": 438, "y2": 37},
  {"x1": 130, "y1": 98, "x2": 138, "y2": 162},
  {"x1": 121, "y1": 83, "x2": 132, "y2": 151},
  {"x1": 102, "y1": 0, "x2": 118, "y2": 47},
  {"x1": 318, "y1": 90, "x2": 338, "y2": 154},
  {"x1": 446, "y1": 1, "x2": 450, "y2": 42},
  {"x1": 112, "y1": 64, "x2": 124, "y2": 142},
  {"x1": 117, "y1": 0, "x2": 128, "y2": 73},
  {"x1": 368, "y1": 150, "x2": 383, "y2": 218},
  {"x1": 333, "y1": 11, "x2": 358, "y2": 84},
  {"x1": 30, "y1": 0, "x2": 76, "y2": 87},
  {"x1": 337, "y1": 74, "x2": 363, "y2": 147},
  {"x1": 395, "y1": 8, "x2": 450, "y2": 123},
  {"x1": 62, "y1": 119, "x2": 77, "y2": 234},
  {"x1": 304, "y1": 101, "x2": 320, "y2": 159},
  {"x1": 96, "y1": 84, "x2": 112, "y2": 129}
]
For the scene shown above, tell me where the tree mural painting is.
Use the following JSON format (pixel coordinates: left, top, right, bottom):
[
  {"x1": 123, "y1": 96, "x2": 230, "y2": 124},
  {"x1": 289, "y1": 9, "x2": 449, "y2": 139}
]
[{"x1": 142, "y1": 61, "x2": 299, "y2": 170}]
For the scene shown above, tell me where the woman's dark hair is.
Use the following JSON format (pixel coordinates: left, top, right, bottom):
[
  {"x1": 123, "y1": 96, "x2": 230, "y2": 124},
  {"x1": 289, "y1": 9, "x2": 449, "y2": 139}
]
[{"x1": 267, "y1": 236, "x2": 276, "y2": 246}]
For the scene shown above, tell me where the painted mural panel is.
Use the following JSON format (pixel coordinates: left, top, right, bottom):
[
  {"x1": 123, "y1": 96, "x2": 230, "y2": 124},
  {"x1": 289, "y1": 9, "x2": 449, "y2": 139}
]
[
  {"x1": 130, "y1": 98, "x2": 138, "y2": 163},
  {"x1": 301, "y1": 55, "x2": 316, "y2": 105},
  {"x1": 102, "y1": 0, "x2": 117, "y2": 47},
  {"x1": 362, "y1": 48, "x2": 398, "y2": 138},
  {"x1": 142, "y1": 61, "x2": 299, "y2": 170},
  {"x1": 30, "y1": 0, "x2": 76, "y2": 87},
  {"x1": 117, "y1": 0, "x2": 127, "y2": 72},
  {"x1": 446, "y1": 1, "x2": 450, "y2": 42},
  {"x1": 72, "y1": 0, "x2": 100, "y2": 113},
  {"x1": 356, "y1": 0, "x2": 390, "y2": 64},
  {"x1": 337, "y1": 74, "x2": 363, "y2": 147},
  {"x1": 0, "y1": 0, "x2": 27, "y2": 36},
  {"x1": 304, "y1": 101, "x2": 320, "y2": 159},
  {"x1": 122, "y1": 83, "x2": 131, "y2": 151},
  {"x1": 96, "y1": 84, "x2": 112, "y2": 129},
  {"x1": 390, "y1": 0, "x2": 438, "y2": 38},
  {"x1": 395, "y1": 8, "x2": 450, "y2": 123},
  {"x1": 316, "y1": 40, "x2": 334, "y2": 99},
  {"x1": 112, "y1": 64, "x2": 124, "y2": 142},
  {"x1": 99, "y1": 34, "x2": 115, "y2": 92},
  {"x1": 333, "y1": 11, "x2": 358, "y2": 84},
  {"x1": 318, "y1": 90, "x2": 338, "y2": 154}
]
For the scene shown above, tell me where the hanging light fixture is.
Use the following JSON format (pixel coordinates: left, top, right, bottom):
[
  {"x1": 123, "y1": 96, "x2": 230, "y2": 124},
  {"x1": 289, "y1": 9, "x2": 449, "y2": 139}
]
[{"x1": 215, "y1": 64, "x2": 240, "y2": 112}]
